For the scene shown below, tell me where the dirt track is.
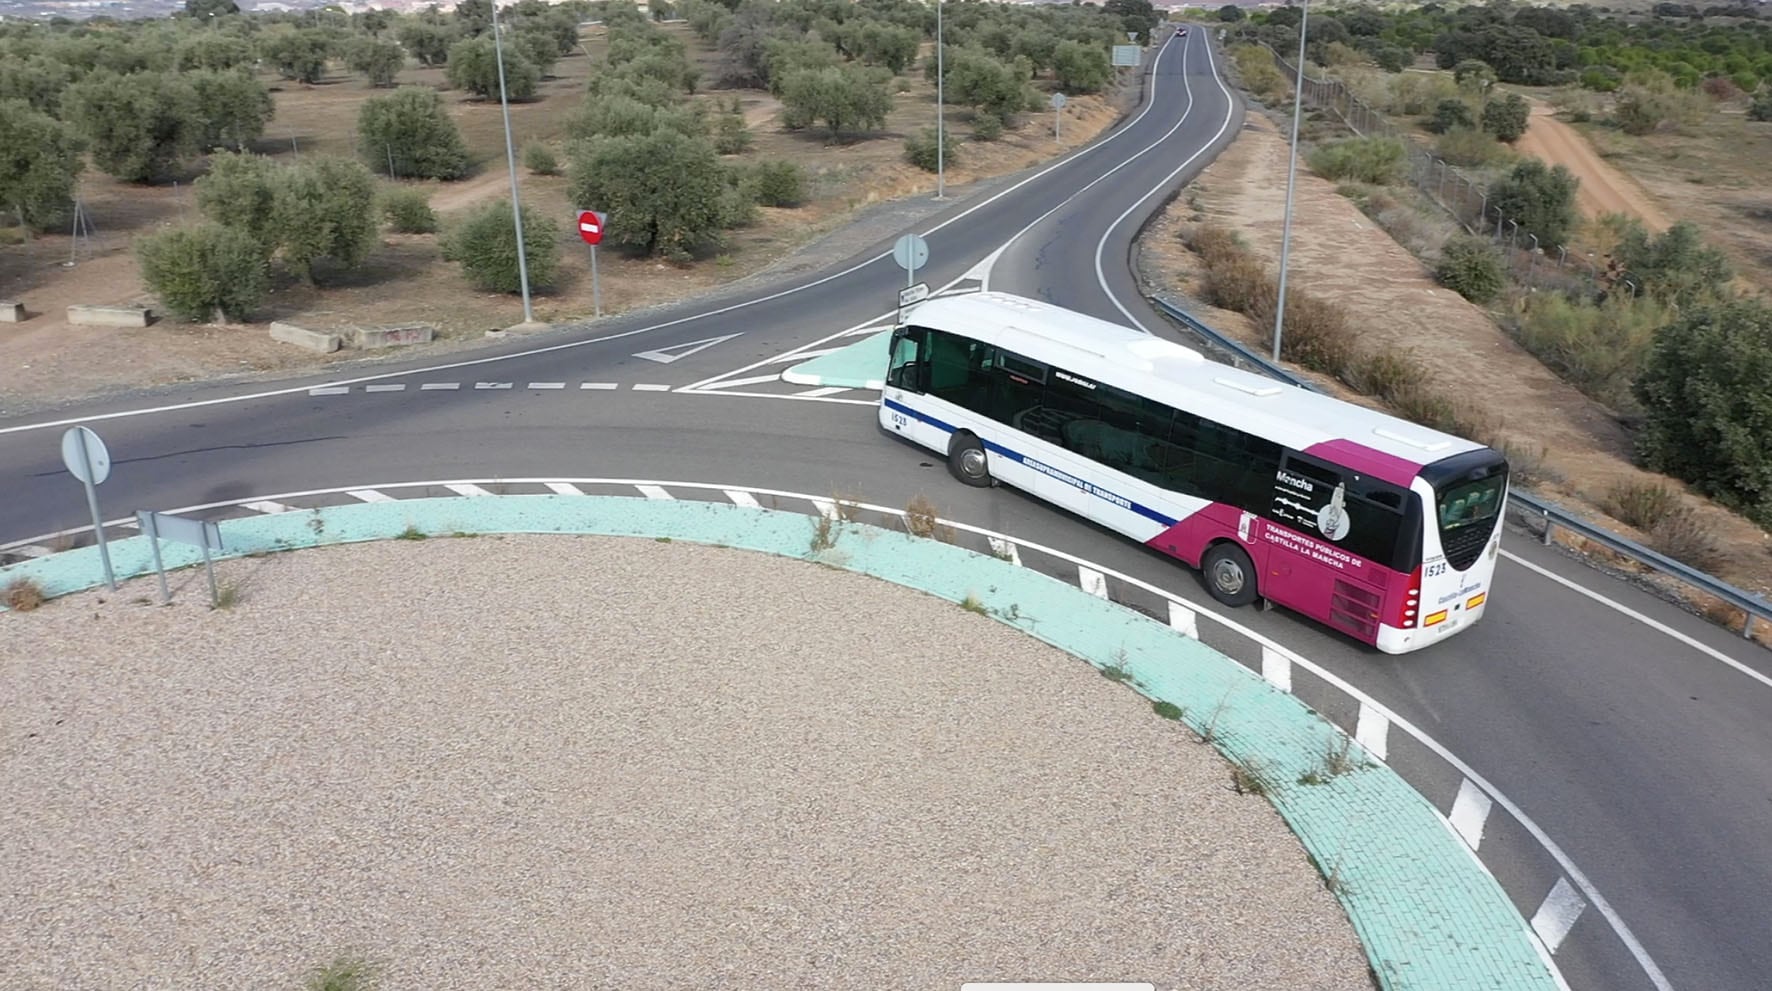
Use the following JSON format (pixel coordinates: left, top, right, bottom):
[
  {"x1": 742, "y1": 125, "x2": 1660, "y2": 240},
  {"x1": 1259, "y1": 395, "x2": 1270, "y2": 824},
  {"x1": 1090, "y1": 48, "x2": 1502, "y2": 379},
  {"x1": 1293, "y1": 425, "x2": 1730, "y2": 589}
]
[{"x1": 1515, "y1": 103, "x2": 1672, "y2": 232}]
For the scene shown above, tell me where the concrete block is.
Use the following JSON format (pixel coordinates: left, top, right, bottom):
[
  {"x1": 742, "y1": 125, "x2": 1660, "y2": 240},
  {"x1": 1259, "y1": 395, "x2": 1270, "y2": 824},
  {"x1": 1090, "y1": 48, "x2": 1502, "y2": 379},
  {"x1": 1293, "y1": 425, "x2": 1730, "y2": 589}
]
[
  {"x1": 269, "y1": 321, "x2": 341, "y2": 354},
  {"x1": 348, "y1": 323, "x2": 434, "y2": 349},
  {"x1": 67, "y1": 304, "x2": 151, "y2": 328},
  {"x1": 0, "y1": 301, "x2": 24, "y2": 323}
]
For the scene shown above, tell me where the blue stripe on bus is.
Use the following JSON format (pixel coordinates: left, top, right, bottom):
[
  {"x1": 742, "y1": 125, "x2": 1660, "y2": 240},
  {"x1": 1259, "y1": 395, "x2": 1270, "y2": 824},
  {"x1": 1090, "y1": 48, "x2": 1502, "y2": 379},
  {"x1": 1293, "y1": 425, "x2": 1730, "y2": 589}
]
[{"x1": 883, "y1": 397, "x2": 1179, "y2": 528}]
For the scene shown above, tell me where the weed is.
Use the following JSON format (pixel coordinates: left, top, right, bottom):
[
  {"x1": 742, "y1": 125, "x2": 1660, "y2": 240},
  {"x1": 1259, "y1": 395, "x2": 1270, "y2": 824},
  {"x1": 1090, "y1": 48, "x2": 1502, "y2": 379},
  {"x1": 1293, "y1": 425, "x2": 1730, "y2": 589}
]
[
  {"x1": 809, "y1": 512, "x2": 837, "y2": 554},
  {"x1": 1308, "y1": 136, "x2": 1408, "y2": 185},
  {"x1": 989, "y1": 539, "x2": 1017, "y2": 563},
  {"x1": 1231, "y1": 757, "x2": 1274, "y2": 796},
  {"x1": 1648, "y1": 508, "x2": 1726, "y2": 572},
  {"x1": 1152, "y1": 700, "x2": 1185, "y2": 721},
  {"x1": 830, "y1": 493, "x2": 862, "y2": 523},
  {"x1": 1603, "y1": 480, "x2": 1681, "y2": 531},
  {"x1": 1322, "y1": 735, "x2": 1363, "y2": 777},
  {"x1": 4, "y1": 578, "x2": 46, "y2": 612},
  {"x1": 960, "y1": 592, "x2": 988, "y2": 614},
  {"x1": 395, "y1": 525, "x2": 427, "y2": 541},
  {"x1": 1197, "y1": 693, "x2": 1232, "y2": 744},
  {"x1": 450, "y1": 531, "x2": 475, "y2": 539},
  {"x1": 655, "y1": 536, "x2": 672, "y2": 543},
  {"x1": 307, "y1": 511, "x2": 326, "y2": 537},
  {"x1": 1297, "y1": 769, "x2": 1329, "y2": 786},
  {"x1": 1183, "y1": 224, "x2": 1355, "y2": 377},
  {"x1": 995, "y1": 602, "x2": 1022, "y2": 622},
  {"x1": 904, "y1": 494, "x2": 941, "y2": 539},
  {"x1": 1101, "y1": 663, "x2": 1133, "y2": 682},
  {"x1": 305, "y1": 955, "x2": 380, "y2": 991},
  {"x1": 212, "y1": 581, "x2": 241, "y2": 610}
]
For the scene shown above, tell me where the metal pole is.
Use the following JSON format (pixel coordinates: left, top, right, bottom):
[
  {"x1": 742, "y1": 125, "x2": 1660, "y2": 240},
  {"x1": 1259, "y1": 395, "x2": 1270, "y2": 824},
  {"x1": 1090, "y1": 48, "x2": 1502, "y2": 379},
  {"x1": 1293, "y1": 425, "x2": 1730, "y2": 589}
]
[
  {"x1": 935, "y1": 0, "x2": 945, "y2": 201},
  {"x1": 491, "y1": 0, "x2": 534, "y2": 324},
  {"x1": 143, "y1": 513, "x2": 170, "y2": 604},
  {"x1": 75, "y1": 430, "x2": 116, "y2": 591},
  {"x1": 1271, "y1": 0, "x2": 1309, "y2": 363},
  {"x1": 202, "y1": 541, "x2": 218, "y2": 608},
  {"x1": 591, "y1": 243, "x2": 601, "y2": 318}
]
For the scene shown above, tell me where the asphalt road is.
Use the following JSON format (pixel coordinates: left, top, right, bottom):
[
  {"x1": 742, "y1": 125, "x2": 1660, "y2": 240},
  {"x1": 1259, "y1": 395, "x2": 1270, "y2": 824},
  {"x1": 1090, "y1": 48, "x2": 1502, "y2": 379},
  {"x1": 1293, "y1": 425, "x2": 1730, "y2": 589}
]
[{"x1": 3, "y1": 25, "x2": 1769, "y2": 991}]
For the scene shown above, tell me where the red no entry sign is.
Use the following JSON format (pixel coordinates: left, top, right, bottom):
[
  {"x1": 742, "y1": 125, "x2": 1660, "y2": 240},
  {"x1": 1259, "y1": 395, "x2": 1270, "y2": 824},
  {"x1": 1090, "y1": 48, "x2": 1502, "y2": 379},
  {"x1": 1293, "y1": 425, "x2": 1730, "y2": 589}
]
[{"x1": 577, "y1": 209, "x2": 605, "y2": 246}]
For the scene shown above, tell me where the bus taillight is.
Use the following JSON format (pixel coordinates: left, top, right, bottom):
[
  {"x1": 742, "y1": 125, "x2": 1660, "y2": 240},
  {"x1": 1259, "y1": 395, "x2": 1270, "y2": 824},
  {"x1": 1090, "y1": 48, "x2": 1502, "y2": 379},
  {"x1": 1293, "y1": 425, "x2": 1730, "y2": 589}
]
[{"x1": 1397, "y1": 564, "x2": 1422, "y2": 628}]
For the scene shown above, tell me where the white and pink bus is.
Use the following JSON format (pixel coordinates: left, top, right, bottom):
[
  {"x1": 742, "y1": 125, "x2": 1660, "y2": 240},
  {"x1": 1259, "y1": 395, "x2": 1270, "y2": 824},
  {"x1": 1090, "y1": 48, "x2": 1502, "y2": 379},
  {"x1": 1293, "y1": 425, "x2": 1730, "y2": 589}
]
[{"x1": 880, "y1": 292, "x2": 1509, "y2": 653}]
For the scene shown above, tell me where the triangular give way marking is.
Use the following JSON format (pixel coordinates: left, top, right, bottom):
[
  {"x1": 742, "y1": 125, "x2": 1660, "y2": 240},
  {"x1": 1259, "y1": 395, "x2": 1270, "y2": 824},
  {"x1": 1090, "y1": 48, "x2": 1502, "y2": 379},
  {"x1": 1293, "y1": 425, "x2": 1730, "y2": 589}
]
[{"x1": 633, "y1": 333, "x2": 744, "y2": 364}]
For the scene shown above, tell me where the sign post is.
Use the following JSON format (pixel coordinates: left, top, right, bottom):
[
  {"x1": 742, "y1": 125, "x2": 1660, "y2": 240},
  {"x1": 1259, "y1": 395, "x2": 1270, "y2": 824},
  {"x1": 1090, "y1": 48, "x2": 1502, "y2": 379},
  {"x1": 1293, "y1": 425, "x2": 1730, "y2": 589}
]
[
  {"x1": 135, "y1": 510, "x2": 224, "y2": 607},
  {"x1": 891, "y1": 233, "x2": 930, "y2": 324},
  {"x1": 577, "y1": 209, "x2": 606, "y2": 318},
  {"x1": 1050, "y1": 91, "x2": 1067, "y2": 145},
  {"x1": 60, "y1": 425, "x2": 116, "y2": 591}
]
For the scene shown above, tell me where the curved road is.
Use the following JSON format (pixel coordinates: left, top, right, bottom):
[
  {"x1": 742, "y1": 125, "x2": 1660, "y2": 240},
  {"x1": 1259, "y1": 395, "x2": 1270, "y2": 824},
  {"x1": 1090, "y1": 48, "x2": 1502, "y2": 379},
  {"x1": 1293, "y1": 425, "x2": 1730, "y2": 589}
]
[{"x1": 3, "y1": 26, "x2": 1770, "y2": 991}]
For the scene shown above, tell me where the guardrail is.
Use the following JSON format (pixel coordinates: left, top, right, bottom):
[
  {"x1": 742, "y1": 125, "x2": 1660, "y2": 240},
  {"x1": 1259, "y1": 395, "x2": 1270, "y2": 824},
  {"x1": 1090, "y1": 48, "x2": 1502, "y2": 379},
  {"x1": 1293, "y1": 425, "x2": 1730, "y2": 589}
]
[{"x1": 1148, "y1": 292, "x2": 1771, "y2": 641}]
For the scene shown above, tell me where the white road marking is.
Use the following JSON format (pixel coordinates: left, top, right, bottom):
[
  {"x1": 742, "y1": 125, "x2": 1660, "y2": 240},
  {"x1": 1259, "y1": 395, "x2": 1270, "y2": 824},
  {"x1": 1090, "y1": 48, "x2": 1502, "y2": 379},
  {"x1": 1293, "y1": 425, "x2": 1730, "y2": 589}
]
[
  {"x1": 364, "y1": 384, "x2": 405, "y2": 393},
  {"x1": 1531, "y1": 877, "x2": 1588, "y2": 953},
  {"x1": 794, "y1": 386, "x2": 849, "y2": 397},
  {"x1": 346, "y1": 489, "x2": 394, "y2": 503},
  {"x1": 724, "y1": 490, "x2": 761, "y2": 509},
  {"x1": 633, "y1": 332, "x2": 744, "y2": 365},
  {"x1": 987, "y1": 536, "x2": 1021, "y2": 566},
  {"x1": 811, "y1": 499, "x2": 838, "y2": 520},
  {"x1": 445, "y1": 484, "x2": 493, "y2": 498},
  {"x1": 1449, "y1": 778, "x2": 1495, "y2": 851},
  {"x1": 14, "y1": 545, "x2": 55, "y2": 559},
  {"x1": 474, "y1": 382, "x2": 512, "y2": 390},
  {"x1": 308, "y1": 387, "x2": 348, "y2": 396},
  {"x1": 766, "y1": 347, "x2": 840, "y2": 363},
  {"x1": 632, "y1": 384, "x2": 671, "y2": 392},
  {"x1": 674, "y1": 390, "x2": 880, "y2": 407},
  {"x1": 242, "y1": 500, "x2": 296, "y2": 514},
  {"x1": 579, "y1": 382, "x2": 617, "y2": 390},
  {"x1": 1354, "y1": 702, "x2": 1390, "y2": 762},
  {"x1": 1502, "y1": 549, "x2": 1772, "y2": 692},
  {"x1": 528, "y1": 382, "x2": 565, "y2": 390},
  {"x1": 1261, "y1": 646, "x2": 1292, "y2": 692},
  {"x1": 688, "y1": 374, "x2": 782, "y2": 390},
  {"x1": 1078, "y1": 566, "x2": 1109, "y2": 599},
  {"x1": 841, "y1": 324, "x2": 893, "y2": 338},
  {"x1": 420, "y1": 382, "x2": 459, "y2": 390},
  {"x1": 545, "y1": 482, "x2": 583, "y2": 495},
  {"x1": 636, "y1": 485, "x2": 674, "y2": 500},
  {"x1": 1167, "y1": 600, "x2": 1198, "y2": 639}
]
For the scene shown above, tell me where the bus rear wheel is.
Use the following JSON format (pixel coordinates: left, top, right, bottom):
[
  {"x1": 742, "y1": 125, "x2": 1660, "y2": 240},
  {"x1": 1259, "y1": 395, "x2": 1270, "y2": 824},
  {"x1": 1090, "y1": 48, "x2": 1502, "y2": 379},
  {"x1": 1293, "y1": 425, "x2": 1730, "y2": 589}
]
[
  {"x1": 948, "y1": 434, "x2": 992, "y2": 488},
  {"x1": 1201, "y1": 542, "x2": 1259, "y2": 608}
]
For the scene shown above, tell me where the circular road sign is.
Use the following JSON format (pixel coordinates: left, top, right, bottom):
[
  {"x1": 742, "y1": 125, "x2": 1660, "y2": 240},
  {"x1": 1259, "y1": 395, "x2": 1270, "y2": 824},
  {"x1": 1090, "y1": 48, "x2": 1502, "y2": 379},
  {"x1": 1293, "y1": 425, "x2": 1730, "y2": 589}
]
[
  {"x1": 1050, "y1": 92, "x2": 1068, "y2": 110},
  {"x1": 577, "y1": 210, "x2": 605, "y2": 246},
  {"x1": 892, "y1": 233, "x2": 929, "y2": 273},
  {"x1": 60, "y1": 425, "x2": 111, "y2": 486}
]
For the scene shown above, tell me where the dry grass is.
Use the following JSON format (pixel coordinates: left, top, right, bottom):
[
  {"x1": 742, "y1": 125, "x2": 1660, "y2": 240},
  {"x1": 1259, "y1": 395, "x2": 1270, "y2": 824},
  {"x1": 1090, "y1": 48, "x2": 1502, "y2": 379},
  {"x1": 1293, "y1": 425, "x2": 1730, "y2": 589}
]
[
  {"x1": 1603, "y1": 480, "x2": 1683, "y2": 531},
  {"x1": 4, "y1": 578, "x2": 45, "y2": 612},
  {"x1": 1647, "y1": 509, "x2": 1727, "y2": 573},
  {"x1": 903, "y1": 494, "x2": 953, "y2": 543},
  {"x1": 1182, "y1": 224, "x2": 1356, "y2": 377}
]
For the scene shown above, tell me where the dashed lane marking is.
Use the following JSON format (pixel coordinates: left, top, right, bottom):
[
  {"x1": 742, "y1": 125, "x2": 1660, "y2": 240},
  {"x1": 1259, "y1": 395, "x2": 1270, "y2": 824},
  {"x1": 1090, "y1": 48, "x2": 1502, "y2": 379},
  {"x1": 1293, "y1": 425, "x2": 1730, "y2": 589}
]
[
  {"x1": 420, "y1": 382, "x2": 459, "y2": 391},
  {"x1": 1530, "y1": 878, "x2": 1588, "y2": 954},
  {"x1": 1078, "y1": 566, "x2": 1109, "y2": 599},
  {"x1": 580, "y1": 382, "x2": 618, "y2": 390},
  {"x1": 308, "y1": 387, "x2": 348, "y2": 396},
  {"x1": 347, "y1": 489, "x2": 395, "y2": 503},
  {"x1": 1168, "y1": 600, "x2": 1199, "y2": 640},
  {"x1": 364, "y1": 384, "x2": 405, "y2": 393},
  {"x1": 445, "y1": 483, "x2": 494, "y2": 498},
  {"x1": 473, "y1": 382, "x2": 512, "y2": 390},
  {"x1": 545, "y1": 482, "x2": 583, "y2": 495},
  {"x1": 1261, "y1": 646, "x2": 1293, "y2": 693},
  {"x1": 528, "y1": 382, "x2": 565, "y2": 390},
  {"x1": 724, "y1": 490, "x2": 761, "y2": 509},
  {"x1": 987, "y1": 536, "x2": 1020, "y2": 566},
  {"x1": 1451, "y1": 778, "x2": 1496, "y2": 851},
  {"x1": 637, "y1": 485, "x2": 674, "y2": 500},
  {"x1": 1355, "y1": 702, "x2": 1391, "y2": 761},
  {"x1": 632, "y1": 384, "x2": 671, "y2": 392},
  {"x1": 242, "y1": 500, "x2": 296, "y2": 514}
]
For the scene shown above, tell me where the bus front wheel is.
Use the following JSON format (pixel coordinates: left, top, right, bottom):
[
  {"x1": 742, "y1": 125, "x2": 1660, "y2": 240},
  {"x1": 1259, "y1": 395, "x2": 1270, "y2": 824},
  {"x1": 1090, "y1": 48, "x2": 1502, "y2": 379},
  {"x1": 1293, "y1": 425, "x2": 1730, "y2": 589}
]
[
  {"x1": 1201, "y1": 542, "x2": 1259, "y2": 608},
  {"x1": 948, "y1": 434, "x2": 993, "y2": 488}
]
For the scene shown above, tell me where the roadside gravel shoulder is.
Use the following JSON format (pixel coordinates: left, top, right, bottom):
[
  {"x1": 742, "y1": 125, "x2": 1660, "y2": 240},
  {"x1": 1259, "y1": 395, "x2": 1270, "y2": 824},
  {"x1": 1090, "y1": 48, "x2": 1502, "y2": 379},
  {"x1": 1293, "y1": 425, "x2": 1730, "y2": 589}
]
[{"x1": 1, "y1": 535, "x2": 1371, "y2": 991}]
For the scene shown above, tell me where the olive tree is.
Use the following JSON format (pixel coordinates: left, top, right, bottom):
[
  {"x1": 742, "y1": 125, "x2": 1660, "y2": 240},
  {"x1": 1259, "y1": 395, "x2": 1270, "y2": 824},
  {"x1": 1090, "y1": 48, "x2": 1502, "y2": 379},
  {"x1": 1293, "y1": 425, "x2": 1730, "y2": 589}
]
[
  {"x1": 567, "y1": 130, "x2": 730, "y2": 258},
  {"x1": 357, "y1": 86, "x2": 472, "y2": 180},
  {"x1": 0, "y1": 98, "x2": 83, "y2": 231},
  {"x1": 61, "y1": 71, "x2": 202, "y2": 183},
  {"x1": 136, "y1": 223, "x2": 270, "y2": 323}
]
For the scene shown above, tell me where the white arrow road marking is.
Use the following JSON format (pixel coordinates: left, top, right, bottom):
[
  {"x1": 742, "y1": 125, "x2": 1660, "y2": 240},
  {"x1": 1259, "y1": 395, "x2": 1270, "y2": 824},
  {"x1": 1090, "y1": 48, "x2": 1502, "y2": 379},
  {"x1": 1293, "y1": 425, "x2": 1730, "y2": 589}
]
[{"x1": 633, "y1": 332, "x2": 744, "y2": 364}]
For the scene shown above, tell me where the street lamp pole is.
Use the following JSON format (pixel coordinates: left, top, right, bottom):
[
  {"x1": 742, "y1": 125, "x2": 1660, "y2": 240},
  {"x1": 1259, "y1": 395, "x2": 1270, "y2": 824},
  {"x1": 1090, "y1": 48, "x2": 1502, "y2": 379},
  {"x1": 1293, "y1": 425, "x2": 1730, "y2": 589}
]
[
  {"x1": 1271, "y1": 0, "x2": 1309, "y2": 363},
  {"x1": 491, "y1": 0, "x2": 534, "y2": 325},
  {"x1": 935, "y1": 0, "x2": 945, "y2": 201}
]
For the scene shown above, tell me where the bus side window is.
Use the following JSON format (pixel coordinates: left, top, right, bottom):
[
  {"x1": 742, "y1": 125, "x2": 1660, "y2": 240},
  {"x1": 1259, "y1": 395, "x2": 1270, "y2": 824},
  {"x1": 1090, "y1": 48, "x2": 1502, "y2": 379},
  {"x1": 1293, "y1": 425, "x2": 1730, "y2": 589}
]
[{"x1": 887, "y1": 327, "x2": 927, "y2": 392}]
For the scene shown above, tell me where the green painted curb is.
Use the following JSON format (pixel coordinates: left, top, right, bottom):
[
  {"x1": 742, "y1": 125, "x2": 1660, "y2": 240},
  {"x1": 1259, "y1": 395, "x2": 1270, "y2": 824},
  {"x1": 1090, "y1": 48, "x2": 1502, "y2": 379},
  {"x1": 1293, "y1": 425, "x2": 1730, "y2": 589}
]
[
  {"x1": 781, "y1": 330, "x2": 891, "y2": 390},
  {"x1": 1, "y1": 495, "x2": 1559, "y2": 991}
]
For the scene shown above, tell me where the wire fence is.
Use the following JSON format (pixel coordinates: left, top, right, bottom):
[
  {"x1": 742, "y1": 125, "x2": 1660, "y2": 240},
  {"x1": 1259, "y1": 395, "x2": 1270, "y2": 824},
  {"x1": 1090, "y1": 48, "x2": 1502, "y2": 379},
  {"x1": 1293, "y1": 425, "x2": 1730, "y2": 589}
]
[{"x1": 1261, "y1": 46, "x2": 1634, "y2": 298}]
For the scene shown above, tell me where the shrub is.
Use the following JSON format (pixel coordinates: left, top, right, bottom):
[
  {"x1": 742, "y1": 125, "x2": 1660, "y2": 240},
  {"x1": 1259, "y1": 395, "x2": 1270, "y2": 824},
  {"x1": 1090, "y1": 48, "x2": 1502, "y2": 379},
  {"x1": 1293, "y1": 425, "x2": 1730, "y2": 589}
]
[
  {"x1": 566, "y1": 129, "x2": 730, "y2": 257},
  {"x1": 522, "y1": 140, "x2": 559, "y2": 176},
  {"x1": 1489, "y1": 159, "x2": 1579, "y2": 248},
  {"x1": 1700, "y1": 77, "x2": 1745, "y2": 103},
  {"x1": 272, "y1": 157, "x2": 380, "y2": 285},
  {"x1": 380, "y1": 187, "x2": 437, "y2": 233},
  {"x1": 748, "y1": 160, "x2": 806, "y2": 207},
  {"x1": 446, "y1": 36, "x2": 539, "y2": 101},
  {"x1": 904, "y1": 127, "x2": 956, "y2": 172},
  {"x1": 357, "y1": 86, "x2": 471, "y2": 181},
  {"x1": 1751, "y1": 89, "x2": 1772, "y2": 122},
  {"x1": 778, "y1": 65, "x2": 892, "y2": 139},
  {"x1": 712, "y1": 99, "x2": 752, "y2": 154},
  {"x1": 1307, "y1": 136, "x2": 1407, "y2": 184},
  {"x1": 1481, "y1": 93, "x2": 1530, "y2": 142},
  {"x1": 1647, "y1": 508, "x2": 1725, "y2": 572},
  {"x1": 971, "y1": 113, "x2": 1004, "y2": 142},
  {"x1": 1602, "y1": 480, "x2": 1681, "y2": 530},
  {"x1": 1435, "y1": 236, "x2": 1505, "y2": 303},
  {"x1": 136, "y1": 222, "x2": 270, "y2": 322},
  {"x1": 1514, "y1": 293, "x2": 1668, "y2": 413},
  {"x1": 1428, "y1": 98, "x2": 1475, "y2": 134},
  {"x1": 1633, "y1": 298, "x2": 1772, "y2": 526},
  {"x1": 4, "y1": 578, "x2": 45, "y2": 612},
  {"x1": 441, "y1": 199, "x2": 560, "y2": 293},
  {"x1": 1387, "y1": 73, "x2": 1459, "y2": 116},
  {"x1": 1184, "y1": 224, "x2": 1355, "y2": 377},
  {"x1": 1434, "y1": 126, "x2": 1512, "y2": 168}
]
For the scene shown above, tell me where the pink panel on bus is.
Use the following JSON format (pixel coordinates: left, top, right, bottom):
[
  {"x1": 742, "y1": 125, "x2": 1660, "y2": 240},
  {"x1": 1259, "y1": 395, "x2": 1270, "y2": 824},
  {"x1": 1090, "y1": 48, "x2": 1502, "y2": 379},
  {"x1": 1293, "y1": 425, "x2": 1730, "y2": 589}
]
[
  {"x1": 1303, "y1": 439, "x2": 1421, "y2": 487},
  {"x1": 1142, "y1": 502, "x2": 1256, "y2": 569}
]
